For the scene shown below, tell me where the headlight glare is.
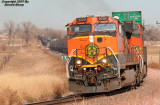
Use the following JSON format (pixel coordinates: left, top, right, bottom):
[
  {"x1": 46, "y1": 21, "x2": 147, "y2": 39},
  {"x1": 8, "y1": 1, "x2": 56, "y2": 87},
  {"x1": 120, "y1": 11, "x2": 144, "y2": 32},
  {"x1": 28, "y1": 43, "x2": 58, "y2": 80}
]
[
  {"x1": 77, "y1": 60, "x2": 81, "y2": 64},
  {"x1": 76, "y1": 59, "x2": 82, "y2": 66},
  {"x1": 102, "y1": 58, "x2": 108, "y2": 64}
]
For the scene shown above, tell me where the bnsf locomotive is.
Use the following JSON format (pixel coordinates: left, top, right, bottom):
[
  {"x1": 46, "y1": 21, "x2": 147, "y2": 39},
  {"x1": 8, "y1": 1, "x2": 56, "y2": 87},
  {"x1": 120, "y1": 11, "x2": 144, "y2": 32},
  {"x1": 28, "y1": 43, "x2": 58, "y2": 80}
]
[{"x1": 65, "y1": 11, "x2": 147, "y2": 93}]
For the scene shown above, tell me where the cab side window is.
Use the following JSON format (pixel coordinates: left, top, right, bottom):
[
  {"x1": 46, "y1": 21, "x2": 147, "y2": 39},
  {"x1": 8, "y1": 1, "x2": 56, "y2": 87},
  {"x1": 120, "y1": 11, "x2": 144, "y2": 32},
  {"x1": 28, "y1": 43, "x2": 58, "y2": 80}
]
[{"x1": 132, "y1": 24, "x2": 140, "y2": 38}]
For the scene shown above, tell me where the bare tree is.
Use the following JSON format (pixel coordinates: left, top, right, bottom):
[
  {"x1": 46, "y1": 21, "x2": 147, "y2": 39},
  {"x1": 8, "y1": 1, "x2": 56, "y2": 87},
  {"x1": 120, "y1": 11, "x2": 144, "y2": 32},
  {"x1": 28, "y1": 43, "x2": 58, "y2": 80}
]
[
  {"x1": 144, "y1": 25, "x2": 160, "y2": 42},
  {"x1": 30, "y1": 24, "x2": 38, "y2": 39},
  {"x1": 15, "y1": 23, "x2": 24, "y2": 47},
  {"x1": 22, "y1": 21, "x2": 32, "y2": 46},
  {"x1": 38, "y1": 28, "x2": 66, "y2": 39},
  {"x1": 21, "y1": 21, "x2": 39, "y2": 46},
  {"x1": 15, "y1": 24, "x2": 21, "y2": 38},
  {"x1": 4, "y1": 21, "x2": 15, "y2": 45}
]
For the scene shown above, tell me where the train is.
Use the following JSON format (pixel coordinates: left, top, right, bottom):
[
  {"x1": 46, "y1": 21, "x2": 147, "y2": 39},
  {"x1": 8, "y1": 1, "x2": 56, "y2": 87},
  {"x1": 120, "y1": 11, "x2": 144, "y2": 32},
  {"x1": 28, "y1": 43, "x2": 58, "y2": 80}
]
[
  {"x1": 39, "y1": 11, "x2": 147, "y2": 94},
  {"x1": 38, "y1": 35, "x2": 68, "y2": 54}
]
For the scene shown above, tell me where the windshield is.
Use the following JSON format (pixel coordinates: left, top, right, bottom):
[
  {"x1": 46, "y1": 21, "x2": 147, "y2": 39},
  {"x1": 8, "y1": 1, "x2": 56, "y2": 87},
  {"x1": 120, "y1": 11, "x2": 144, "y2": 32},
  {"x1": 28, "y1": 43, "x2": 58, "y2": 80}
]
[
  {"x1": 94, "y1": 23, "x2": 116, "y2": 31},
  {"x1": 70, "y1": 24, "x2": 91, "y2": 33}
]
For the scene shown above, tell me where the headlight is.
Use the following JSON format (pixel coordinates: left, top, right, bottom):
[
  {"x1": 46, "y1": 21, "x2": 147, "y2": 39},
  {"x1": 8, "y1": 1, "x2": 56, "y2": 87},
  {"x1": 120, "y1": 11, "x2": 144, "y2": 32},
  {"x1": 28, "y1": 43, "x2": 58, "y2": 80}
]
[
  {"x1": 75, "y1": 59, "x2": 82, "y2": 66},
  {"x1": 101, "y1": 58, "x2": 108, "y2": 64}
]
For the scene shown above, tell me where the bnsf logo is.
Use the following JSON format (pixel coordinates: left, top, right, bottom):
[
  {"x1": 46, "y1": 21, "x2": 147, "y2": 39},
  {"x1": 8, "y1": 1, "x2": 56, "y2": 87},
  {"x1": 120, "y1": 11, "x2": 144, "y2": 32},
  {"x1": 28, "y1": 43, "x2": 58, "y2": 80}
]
[{"x1": 85, "y1": 44, "x2": 99, "y2": 58}]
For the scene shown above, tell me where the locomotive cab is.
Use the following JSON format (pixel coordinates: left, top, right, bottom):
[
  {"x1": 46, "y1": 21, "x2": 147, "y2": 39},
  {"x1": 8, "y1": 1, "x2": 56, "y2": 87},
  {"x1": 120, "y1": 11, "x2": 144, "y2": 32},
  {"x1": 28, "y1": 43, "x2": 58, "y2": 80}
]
[{"x1": 66, "y1": 16, "x2": 147, "y2": 93}]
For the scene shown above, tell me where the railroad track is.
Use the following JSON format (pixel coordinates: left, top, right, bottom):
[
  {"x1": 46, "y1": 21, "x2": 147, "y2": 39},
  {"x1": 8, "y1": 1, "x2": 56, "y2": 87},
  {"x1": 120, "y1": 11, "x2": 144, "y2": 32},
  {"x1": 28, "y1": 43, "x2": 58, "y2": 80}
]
[
  {"x1": 25, "y1": 94, "x2": 83, "y2": 105},
  {"x1": 24, "y1": 76, "x2": 134, "y2": 105},
  {"x1": 25, "y1": 91, "x2": 114, "y2": 105},
  {"x1": 25, "y1": 93, "x2": 108, "y2": 105}
]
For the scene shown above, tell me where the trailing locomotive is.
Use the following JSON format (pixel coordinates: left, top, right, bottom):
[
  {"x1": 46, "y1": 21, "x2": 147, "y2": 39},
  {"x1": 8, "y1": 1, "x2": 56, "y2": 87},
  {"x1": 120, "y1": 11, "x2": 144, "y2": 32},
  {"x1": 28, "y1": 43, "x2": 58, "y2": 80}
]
[{"x1": 66, "y1": 11, "x2": 147, "y2": 93}]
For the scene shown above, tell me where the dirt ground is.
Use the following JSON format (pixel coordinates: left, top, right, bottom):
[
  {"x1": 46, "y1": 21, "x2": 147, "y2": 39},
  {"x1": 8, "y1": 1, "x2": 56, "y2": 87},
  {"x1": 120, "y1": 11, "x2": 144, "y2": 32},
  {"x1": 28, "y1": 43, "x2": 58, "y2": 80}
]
[
  {"x1": 0, "y1": 45, "x2": 68, "y2": 104},
  {"x1": 72, "y1": 68, "x2": 160, "y2": 105}
]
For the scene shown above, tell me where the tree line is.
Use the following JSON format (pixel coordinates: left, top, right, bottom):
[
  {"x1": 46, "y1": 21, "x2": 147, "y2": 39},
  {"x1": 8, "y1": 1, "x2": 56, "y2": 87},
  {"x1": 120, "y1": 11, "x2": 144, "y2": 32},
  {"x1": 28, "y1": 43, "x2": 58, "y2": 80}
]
[
  {"x1": 143, "y1": 25, "x2": 160, "y2": 41},
  {"x1": 3, "y1": 20, "x2": 66, "y2": 46}
]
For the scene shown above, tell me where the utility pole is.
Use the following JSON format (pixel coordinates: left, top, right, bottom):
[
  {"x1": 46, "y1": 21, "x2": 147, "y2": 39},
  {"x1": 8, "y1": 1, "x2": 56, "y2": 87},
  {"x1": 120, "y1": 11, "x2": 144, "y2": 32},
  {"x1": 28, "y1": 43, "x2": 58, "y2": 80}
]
[
  {"x1": 156, "y1": 21, "x2": 160, "y2": 24},
  {"x1": 156, "y1": 21, "x2": 160, "y2": 64},
  {"x1": 156, "y1": 21, "x2": 160, "y2": 26},
  {"x1": 159, "y1": 50, "x2": 160, "y2": 64}
]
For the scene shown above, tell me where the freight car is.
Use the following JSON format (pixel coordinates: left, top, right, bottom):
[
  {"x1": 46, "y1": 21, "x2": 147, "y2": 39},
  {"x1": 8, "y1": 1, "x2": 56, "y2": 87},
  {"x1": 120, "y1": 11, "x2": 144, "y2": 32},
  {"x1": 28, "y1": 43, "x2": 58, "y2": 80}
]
[
  {"x1": 38, "y1": 35, "x2": 49, "y2": 46},
  {"x1": 38, "y1": 34, "x2": 68, "y2": 54},
  {"x1": 65, "y1": 11, "x2": 147, "y2": 93},
  {"x1": 49, "y1": 37, "x2": 68, "y2": 54}
]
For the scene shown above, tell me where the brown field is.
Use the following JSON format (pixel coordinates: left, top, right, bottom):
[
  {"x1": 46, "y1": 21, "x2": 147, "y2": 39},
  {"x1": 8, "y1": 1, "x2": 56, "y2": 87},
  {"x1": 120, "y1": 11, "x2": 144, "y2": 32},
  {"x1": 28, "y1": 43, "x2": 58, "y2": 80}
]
[
  {"x1": 144, "y1": 41, "x2": 160, "y2": 47},
  {"x1": 0, "y1": 44, "x2": 68, "y2": 104},
  {"x1": 145, "y1": 41, "x2": 160, "y2": 65},
  {"x1": 147, "y1": 46, "x2": 160, "y2": 65}
]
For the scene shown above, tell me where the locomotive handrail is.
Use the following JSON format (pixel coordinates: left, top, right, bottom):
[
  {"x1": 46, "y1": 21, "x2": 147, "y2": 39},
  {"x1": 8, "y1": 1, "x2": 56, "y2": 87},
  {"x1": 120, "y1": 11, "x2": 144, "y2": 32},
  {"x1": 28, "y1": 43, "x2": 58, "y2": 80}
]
[
  {"x1": 67, "y1": 49, "x2": 76, "y2": 64},
  {"x1": 66, "y1": 49, "x2": 76, "y2": 79},
  {"x1": 135, "y1": 47, "x2": 143, "y2": 73},
  {"x1": 106, "y1": 47, "x2": 120, "y2": 78}
]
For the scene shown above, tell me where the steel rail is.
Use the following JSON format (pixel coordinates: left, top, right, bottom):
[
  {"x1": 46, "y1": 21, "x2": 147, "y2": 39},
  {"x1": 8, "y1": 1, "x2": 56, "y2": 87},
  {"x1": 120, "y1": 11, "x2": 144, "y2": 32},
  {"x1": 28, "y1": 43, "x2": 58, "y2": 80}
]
[
  {"x1": 24, "y1": 93, "x2": 108, "y2": 105},
  {"x1": 24, "y1": 94, "x2": 83, "y2": 105}
]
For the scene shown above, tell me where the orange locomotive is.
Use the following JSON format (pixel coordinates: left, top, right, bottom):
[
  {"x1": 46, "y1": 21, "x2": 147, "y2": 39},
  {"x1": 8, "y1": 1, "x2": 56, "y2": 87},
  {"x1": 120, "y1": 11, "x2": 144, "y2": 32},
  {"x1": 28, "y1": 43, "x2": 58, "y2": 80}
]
[{"x1": 66, "y1": 13, "x2": 147, "y2": 93}]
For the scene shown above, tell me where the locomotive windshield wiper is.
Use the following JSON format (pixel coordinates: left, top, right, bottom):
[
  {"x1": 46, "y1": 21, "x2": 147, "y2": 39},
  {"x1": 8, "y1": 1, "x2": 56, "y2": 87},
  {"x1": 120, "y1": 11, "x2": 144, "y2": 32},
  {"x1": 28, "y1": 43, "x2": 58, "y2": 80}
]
[
  {"x1": 103, "y1": 19, "x2": 111, "y2": 26},
  {"x1": 94, "y1": 22, "x2": 101, "y2": 29}
]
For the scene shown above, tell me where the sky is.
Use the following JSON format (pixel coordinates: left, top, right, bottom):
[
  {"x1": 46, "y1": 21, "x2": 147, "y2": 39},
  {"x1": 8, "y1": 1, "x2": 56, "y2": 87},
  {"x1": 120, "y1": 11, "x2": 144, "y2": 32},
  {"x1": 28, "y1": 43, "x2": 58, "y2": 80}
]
[{"x1": 0, "y1": 0, "x2": 159, "y2": 30}]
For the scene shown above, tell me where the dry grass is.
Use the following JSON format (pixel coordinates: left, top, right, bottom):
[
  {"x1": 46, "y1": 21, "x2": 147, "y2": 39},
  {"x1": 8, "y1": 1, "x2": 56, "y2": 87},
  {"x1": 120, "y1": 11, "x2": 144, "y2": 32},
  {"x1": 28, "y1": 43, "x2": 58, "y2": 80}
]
[
  {"x1": 147, "y1": 46, "x2": 160, "y2": 69},
  {"x1": 0, "y1": 46, "x2": 68, "y2": 104},
  {"x1": 147, "y1": 46, "x2": 160, "y2": 64},
  {"x1": 0, "y1": 73, "x2": 67, "y2": 104},
  {"x1": 148, "y1": 63, "x2": 160, "y2": 69}
]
